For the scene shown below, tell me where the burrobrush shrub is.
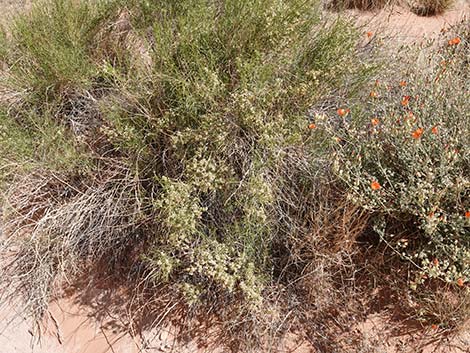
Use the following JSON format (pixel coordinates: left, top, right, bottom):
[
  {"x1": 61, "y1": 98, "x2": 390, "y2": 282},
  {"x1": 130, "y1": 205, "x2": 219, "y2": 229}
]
[{"x1": 106, "y1": 0, "x2": 372, "y2": 307}]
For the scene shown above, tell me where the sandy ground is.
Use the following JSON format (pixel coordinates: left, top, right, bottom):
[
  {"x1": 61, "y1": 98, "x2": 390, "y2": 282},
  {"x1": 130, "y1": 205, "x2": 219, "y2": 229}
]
[
  {"x1": 0, "y1": 1, "x2": 469, "y2": 352},
  {"x1": 0, "y1": 0, "x2": 30, "y2": 26},
  {"x1": 0, "y1": 301, "x2": 139, "y2": 353},
  {"x1": 1, "y1": 296, "x2": 468, "y2": 353},
  {"x1": 0, "y1": 296, "x2": 314, "y2": 353}
]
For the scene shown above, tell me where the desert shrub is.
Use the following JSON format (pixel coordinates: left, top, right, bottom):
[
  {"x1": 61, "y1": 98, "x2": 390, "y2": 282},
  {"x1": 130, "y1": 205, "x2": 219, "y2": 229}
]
[
  {"x1": 409, "y1": 0, "x2": 454, "y2": 16},
  {"x1": 323, "y1": 29, "x2": 469, "y2": 288},
  {"x1": 3, "y1": 0, "x2": 468, "y2": 350},
  {"x1": 0, "y1": 1, "x2": 376, "y2": 344},
  {"x1": 100, "y1": 0, "x2": 374, "y2": 309}
]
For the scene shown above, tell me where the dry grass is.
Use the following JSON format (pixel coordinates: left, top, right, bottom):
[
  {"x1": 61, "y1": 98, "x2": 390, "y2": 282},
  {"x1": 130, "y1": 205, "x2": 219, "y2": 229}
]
[
  {"x1": 409, "y1": 0, "x2": 455, "y2": 15},
  {"x1": 0, "y1": 165, "x2": 149, "y2": 327},
  {"x1": 325, "y1": 0, "x2": 394, "y2": 10},
  {"x1": 325, "y1": 0, "x2": 455, "y2": 13}
]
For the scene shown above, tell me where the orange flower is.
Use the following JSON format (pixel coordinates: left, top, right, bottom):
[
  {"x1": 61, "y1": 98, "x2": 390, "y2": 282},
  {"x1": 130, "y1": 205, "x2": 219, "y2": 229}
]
[
  {"x1": 370, "y1": 91, "x2": 378, "y2": 98},
  {"x1": 401, "y1": 95, "x2": 411, "y2": 107},
  {"x1": 457, "y1": 278, "x2": 464, "y2": 287},
  {"x1": 366, "y1": 31, "x2": 373, "y2": 38},
  {"x1": 337, "y1": 108, "x2": 350, "y2": 117},
  {"x1": 433, "y1": 258, "x2": 439, "y2": 267},
  {"x1": 399, "y1": 80, "x2": 407, "y2": 87},
  {"x1": 431, "y1": 126, "x2": 438, "y2": 134},
  {"x1": 371, "y1": 180, "x2": 381, "y2": 190},
  {"x1": 308, "y1": 123, "x2": 316, "y2": 130},
  {"x1": 448, "y1": 37, "x2": 461, "y2": 46},
  {"x1": 407, "y1": 111, "x2": 415, "y2": 121},
  {"x1": 412, "y1": 127, "x2": 424, "y2": 139},
  {"x1": 431, "y1": 324, "x2": 438, "y2": 330},
  {"x1": 465, "y1": 211, "x2": 470, "y2": 218},
  {"x1": 371, "y1": 118, "x2": 380, "y2": 126}
]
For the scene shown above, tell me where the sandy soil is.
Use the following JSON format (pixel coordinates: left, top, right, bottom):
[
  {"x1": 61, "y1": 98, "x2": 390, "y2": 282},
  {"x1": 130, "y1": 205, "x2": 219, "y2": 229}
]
[
  {"x1": 0, "y1": 1, "x2": 469, "y2": 352},
  {"x1": 0, "y1": 296, "x2": 314, "y2": 353},
  {"x1": 1, "y1": 296, "x2": 468, "y2": 353},
  {"x1": 0, "y1": 301, "x2": 139, "y2": 353},
  {"x1": 0, "y1": 0, "x2": 30, "y2": 25}
]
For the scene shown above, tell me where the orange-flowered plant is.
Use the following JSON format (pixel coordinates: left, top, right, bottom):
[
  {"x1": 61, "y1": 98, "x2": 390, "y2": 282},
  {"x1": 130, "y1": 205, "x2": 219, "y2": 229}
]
[
  {"x1": 412, "y1": 127, "x2": 424, "y2": 139},
  {"x1": 327, "y1": 24, "x2": 469, "y2": 290},
  {"x1": 401, "y1": 95, "x2": 411, "y2": 107},
  {"x1": 337, "y1": 108, "x2": 350, "y2": 117},
  {"x1": 448, "y1": 37, "x2": 461, "y2": 46},
  {"x1": 371, "y1": 180, "x2": 381, "y2": 190},
  {"x1": 308, "y1": 123, "x2": 316, "y2": 129}
]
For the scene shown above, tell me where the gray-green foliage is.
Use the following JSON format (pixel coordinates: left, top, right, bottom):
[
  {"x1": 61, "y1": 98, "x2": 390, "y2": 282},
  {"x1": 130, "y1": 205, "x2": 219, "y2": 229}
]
[{"x1": 325, "y1": 28, "x2": 470, "y2": 287}]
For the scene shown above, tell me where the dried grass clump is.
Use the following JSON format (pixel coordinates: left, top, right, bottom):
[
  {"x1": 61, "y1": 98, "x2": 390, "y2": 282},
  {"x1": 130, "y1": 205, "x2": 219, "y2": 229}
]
[
  {"x1": 1, "y1": 167, "x2": 146, "y2": 323},
  {"x1": 325, "y1": 0, "x2": 393, "y2": 10},
  {"x1": 275, "y1": 186, "x2": 370, "y2": 351},
  {"x1": 409, "y1": 0, "x2": 455, "y2": 16},
  {"x1": 325, "y1": 0, "x2": 454, "y2": 14}
]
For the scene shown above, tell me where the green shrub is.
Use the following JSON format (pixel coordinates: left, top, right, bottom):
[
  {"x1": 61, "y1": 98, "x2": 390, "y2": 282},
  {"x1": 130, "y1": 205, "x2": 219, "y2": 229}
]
[
  {"x1": 109, "y1": 0, "x2": 373, "y2": 305},
  {"x1": 0, "y1": 109, "x2": 91, "y2": 185},
  {"x1": 5, "y1": 0, "x2": 117, "y2": 98},
  {"x1": 326, "y1": 30, "x2": 469, "y2": 287}
]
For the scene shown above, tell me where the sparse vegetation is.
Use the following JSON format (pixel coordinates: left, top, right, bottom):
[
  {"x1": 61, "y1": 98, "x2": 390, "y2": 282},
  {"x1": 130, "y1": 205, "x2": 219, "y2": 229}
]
[{"x1": 0, "y1": 0, "x2": 468, "y2": 351}]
